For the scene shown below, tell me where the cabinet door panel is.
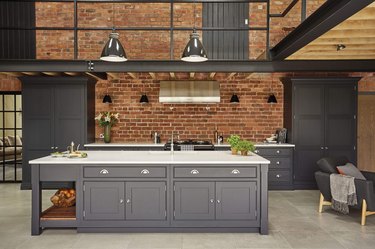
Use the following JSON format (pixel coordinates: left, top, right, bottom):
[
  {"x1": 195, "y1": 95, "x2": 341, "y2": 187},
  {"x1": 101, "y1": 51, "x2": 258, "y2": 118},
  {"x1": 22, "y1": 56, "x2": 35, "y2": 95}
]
[
  {"x1": 293, "y1": 85, "x2": 325, "y2": 185},
  {"x1": 126, "y1": 182, "x2": 166, "y2": 220},
  {"x1": 84, "y1": 182, "x2": 125, "y2": 220},
  {"x1": 325, "y1": 84, "x2": 356, "y2": 163},
  {"x1": 174, "y1": 182, "x2": 215, "y2": 220},
  {"x1": 216, "y1": 182, "x2": 257, "y2": 220},
  {"x1": 54, "y1": 84, "x2": 85, "y2": 149}
]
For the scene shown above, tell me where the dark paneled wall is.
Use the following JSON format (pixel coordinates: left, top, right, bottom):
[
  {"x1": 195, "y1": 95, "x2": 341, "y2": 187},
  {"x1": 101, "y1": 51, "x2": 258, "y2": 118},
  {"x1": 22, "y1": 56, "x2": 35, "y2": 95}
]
[
  {"x1": 0, "y1": 1, "x2": 36, "y2": 59},
  {"x1": 202, "y1": 3, "x2": 249, "y2": 60}
]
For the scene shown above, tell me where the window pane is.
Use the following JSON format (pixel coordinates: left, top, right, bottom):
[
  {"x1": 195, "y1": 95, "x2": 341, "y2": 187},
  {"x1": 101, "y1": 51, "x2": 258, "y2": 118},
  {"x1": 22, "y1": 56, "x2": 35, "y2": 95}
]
[
  {"x1": 16, "y1": 130, "x2": 22, "y2": 138},
  {"x1": 0, "y1": 113, "x2": 3, "y2": 129},
  {"x1": 16, "y1": 95, "x2": 22, "y2": 111},
  {"x1": 5, "y1": 112, "x2": 15, "y2": 128},
  {"x1": 16, "y1": 112, "x2": 22, "y2": 128},
  {"x1": 0, "y1": 95, "x2": 3, "y2": 110},
  {"x1": 4, "y1": 95, "x2": 15, "y2": 111}
]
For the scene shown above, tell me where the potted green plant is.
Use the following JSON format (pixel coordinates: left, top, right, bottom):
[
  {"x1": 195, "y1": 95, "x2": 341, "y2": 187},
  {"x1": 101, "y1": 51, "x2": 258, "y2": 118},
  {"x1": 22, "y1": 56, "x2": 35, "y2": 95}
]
[
  {"x1": 227, "y1": 135, "x2": 241, "y2": 155},
  {"x1": 237, "y1": 140, "x2": 255, "y2": 156},
  {"x1": 95, "y1": 111, "x2": 120, "y2": 143}
]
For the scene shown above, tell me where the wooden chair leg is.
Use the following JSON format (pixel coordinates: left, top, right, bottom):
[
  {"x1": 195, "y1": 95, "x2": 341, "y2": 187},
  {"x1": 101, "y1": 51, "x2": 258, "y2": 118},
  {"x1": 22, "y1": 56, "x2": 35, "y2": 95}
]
[
  {"x1": 361, "y1": 199, "x2": 367, "y2": 226},
  {"x1": 319, "y1": 193, "x2": 324, "y2": 213},
  {"x1": 318, "y1": 193, "x2": 331, "y2": 213}
]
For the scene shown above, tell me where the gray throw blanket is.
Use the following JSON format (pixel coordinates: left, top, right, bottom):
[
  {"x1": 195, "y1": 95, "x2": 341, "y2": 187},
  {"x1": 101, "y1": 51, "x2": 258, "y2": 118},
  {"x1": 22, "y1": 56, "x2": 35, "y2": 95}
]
[{"x1": 330, "y1": 173, "x2": 357, "y2": 214}]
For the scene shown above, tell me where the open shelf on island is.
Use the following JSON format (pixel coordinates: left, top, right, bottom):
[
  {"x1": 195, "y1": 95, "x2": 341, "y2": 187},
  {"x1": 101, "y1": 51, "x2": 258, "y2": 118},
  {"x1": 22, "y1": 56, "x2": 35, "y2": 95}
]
[{"x1": 41, "y1": 206, "x2": 76, "y2": 221}]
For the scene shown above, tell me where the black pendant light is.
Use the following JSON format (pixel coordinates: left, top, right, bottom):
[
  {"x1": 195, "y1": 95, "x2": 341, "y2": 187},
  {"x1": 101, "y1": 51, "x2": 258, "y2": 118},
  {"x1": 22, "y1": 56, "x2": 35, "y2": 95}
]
[
  {"x1": 230, "y1": 94, "x2": 240, "y2": 103},
  {"x1": 100, "y1": 31, "x2": 127, "y2": 62},
  {"x1": 100, "y1": 3, "x2": 127, "y2": 62},
  {"x1": 140, "y1": 94, "x2": 149, "y2": 104},
  {"x1": 181, "y1": 1, "x2": 208, "y2": 62},
  {"x1": 103, "y1": 94, "x2": 112, "y2": 104},
  {"x1": 267, "y1": 94, "x2": 277, "y2": 103}
]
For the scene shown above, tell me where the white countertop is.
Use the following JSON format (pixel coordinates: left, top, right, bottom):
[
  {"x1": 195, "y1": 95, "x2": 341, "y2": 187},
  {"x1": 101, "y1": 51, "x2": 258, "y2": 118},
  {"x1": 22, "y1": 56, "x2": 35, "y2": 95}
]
[
  {"x1": 29, "y1": 151, "x2": 270, "y2": 165},
  {"x1": 84, "y1": 143, "x2": 295, "y2": 148}
]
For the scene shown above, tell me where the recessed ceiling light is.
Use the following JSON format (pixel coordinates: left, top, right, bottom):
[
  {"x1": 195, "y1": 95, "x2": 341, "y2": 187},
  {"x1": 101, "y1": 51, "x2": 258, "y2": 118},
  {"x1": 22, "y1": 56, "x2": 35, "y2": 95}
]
[{"x1": 336, "y1": 44, "x2": 346, "y2": 51}]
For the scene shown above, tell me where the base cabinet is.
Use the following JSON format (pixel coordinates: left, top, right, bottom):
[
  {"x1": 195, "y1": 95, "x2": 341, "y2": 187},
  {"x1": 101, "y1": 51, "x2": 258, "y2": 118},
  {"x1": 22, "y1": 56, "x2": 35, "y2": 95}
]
[
  {"x1": 83, "y1": 181, "x2": 167, "y2": 221},
  {"x1": 84, "y1": 182, "x2": 125, "y2": 220},
  {"x1": 174, "y1": 181, "x2": 257, "y2": 221}
]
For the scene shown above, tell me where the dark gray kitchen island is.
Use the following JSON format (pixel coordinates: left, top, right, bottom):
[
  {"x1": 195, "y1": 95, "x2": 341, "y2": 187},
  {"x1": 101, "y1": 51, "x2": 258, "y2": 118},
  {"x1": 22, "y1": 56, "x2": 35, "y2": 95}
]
[{"x1": 29, "y1": 151, "x2": 270, "y2": 235}]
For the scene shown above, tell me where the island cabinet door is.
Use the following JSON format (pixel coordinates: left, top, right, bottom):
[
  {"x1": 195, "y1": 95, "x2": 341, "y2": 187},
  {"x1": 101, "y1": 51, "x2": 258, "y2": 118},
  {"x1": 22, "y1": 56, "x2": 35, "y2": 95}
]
[
  {"x1": 174, "y1": 182, "x2": 215, "y2": 220},
  {"x1": 83, "y1": 182, "x2": 125, "y2": 220},
  {"x1": 215, "y1": 182, "x2": 257, "y2": 220},
  {"x1": 125, "y1": 182, "x2": 166, "y2": 220}
]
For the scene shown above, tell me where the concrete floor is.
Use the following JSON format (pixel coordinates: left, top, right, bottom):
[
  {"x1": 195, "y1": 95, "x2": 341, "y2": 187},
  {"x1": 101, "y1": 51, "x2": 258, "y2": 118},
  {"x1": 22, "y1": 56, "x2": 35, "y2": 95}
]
[{"x1": 0, "y1": 184, "x2": 374, "y2": 249}]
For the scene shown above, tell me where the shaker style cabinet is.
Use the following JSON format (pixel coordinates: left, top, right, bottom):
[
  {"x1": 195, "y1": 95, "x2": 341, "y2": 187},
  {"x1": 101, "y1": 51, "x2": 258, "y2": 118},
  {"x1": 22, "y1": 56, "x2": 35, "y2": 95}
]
[
  {"x1": 174, "y1": 181, "x2": 257, "y2": 221},
  {"x1": 21, "y1": 76, "x2": 96, "y2": 189},
  {"x1": 283, "y1": 78, "x2": 358, "y2": 189},
  {"x1": 83, "y1": 181, "x2": 167, "y2": 221}
]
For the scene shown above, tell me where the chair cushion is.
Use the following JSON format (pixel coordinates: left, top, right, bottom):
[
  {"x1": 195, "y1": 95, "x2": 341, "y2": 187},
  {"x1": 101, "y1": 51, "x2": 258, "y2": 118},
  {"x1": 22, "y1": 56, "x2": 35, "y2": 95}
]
[
  {"x1": 317, "y1": 157, "x2": 339, "y2": 174},
  {"x1": 337, "y1": 163, "x2": 366, "y2": 180}
]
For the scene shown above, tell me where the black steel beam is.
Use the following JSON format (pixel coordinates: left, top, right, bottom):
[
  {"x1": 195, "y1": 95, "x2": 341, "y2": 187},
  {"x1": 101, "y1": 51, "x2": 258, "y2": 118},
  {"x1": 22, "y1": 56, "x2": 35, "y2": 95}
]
[
  {"x1": 269, "y1": 0, "x2": 298, "y2": 18},
  {"x1": 15, "y1": 1, "x2": 268, "y2": 3},
  {"x1": 270, "y1": 0, "x2": 375, "y2": 60},
  {"x1": 1, "y1": 59, "x2": 375, "y2": 72}
]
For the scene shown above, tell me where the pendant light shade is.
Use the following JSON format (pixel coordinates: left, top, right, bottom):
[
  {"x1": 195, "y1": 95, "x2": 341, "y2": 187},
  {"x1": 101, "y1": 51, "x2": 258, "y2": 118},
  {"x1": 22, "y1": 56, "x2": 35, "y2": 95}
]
[
  {"x1": 140, "y1": 94, "x2": 149, "y2": 104},
  {"x1": 267, "y1": 94, "x2": 277, "y2": 103},
  {"x1": 230, "y1": 94, "x2": 240, "y2": 103},
  {"x1": 100, "y1": 32, "x2": 127, "y2": 62},
  {"x1": 103, "y1": 94, "x2": 112, "y2": 104},
  {"x1": 181, "y1": 31, "x2": 208, "y2": 62}
]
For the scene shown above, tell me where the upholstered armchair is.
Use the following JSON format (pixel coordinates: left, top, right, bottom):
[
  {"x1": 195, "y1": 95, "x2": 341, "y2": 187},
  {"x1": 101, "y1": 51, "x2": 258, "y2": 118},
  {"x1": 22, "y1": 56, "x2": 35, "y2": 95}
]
[{"x1": 315, "y1": 157, "x2": 375, "y2": 225}]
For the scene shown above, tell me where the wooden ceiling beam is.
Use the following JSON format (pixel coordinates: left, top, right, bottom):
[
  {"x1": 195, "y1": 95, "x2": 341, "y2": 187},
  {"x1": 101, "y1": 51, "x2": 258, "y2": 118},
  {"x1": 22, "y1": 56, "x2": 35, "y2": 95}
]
[
  {"x1": 0, "y1": 72, "x2": 24, "y2": 77},
  {"x1": 64, "y1": 72, "x2": 81, "y2": 77},
  {"x1": 288, "y1": 54, "x2": 375, "y2": 60},
  {"x1": 301, "y1": 44, "x2": 375, "y2": 51},
  {"x1": 226, "y1": 73, "x2": 236, "y2": 80},
  {"x1": 209, "y1": 72, "x2": 216, "y2": 79},
  {"x1": 169, "y1": 72, "x2": 176, "y2": 79},
  {"x1": 320, "y1": 29, "x2": 375, "y2": 39},
  {"x1": 42, "y1": 72, "x2": 63, "y2": 76},
  {"x1": 107, "y1": 72, "x2": 119, "y2": 79},
  {"x1": 22, "y1": 72, "x2": 42, "y2": 76},
  {"x1": 149, "y1": 72, "x2": 156, "y2": 80},
  {"x1": 309, "y1": 37, "x2": 375, "y2": 45},
  {"x1": 127, "y1": 72, "x2": 137, "y2": 79},
  {"x1": 333, "y1": 20, "x2": 375, "y2": 30},
  {"x1": 85, "y1": 72, "x2": 108, "y2": 80},
  {"x1": 189, "y1": 72, "x2": 195, "y2": 80}
]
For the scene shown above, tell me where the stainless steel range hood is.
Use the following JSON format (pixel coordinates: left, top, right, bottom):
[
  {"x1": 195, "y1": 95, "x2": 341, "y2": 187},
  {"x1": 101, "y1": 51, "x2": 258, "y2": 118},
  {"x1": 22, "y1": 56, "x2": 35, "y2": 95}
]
[{"x1": 159, "y1": 81, "x2": 220, "y2": 103}]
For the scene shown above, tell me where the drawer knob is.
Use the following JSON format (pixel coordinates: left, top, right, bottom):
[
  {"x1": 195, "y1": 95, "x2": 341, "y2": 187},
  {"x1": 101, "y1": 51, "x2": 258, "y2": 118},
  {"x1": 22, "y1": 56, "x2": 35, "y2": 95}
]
[
  {"x1": 276, "y1": 174, "x2": 281, "y2": 178},
  {"x1": 276, "y1": 161, "x2": 280, "y2": 165},
  {"x1": 100, "y1": 169, "x2": 109, "y2": 175},
  {"x1": 120, "y1": 199, "x2": 124, "y2": 204},
  {"x1": 126, "y1": 199, "x2": 131, "y2": 204},
  {"x1": 217, "y1": 200, "x2": 221, "y2": 204},
  {"x1": 210, "y1": 199, "x2": 214, "y2": 203},
  {"x1": 231, "y1": 169, "x2": 240, "y2": 174},
  {"x1": 190, "y1": 169, "x2": 200, "y2": 175},
  {"x1": 141, "y1": 169, "x2": 150, "y2": 175},
  {"x1": 276, "y1": 150, "x2": 280, "y2": 154}
]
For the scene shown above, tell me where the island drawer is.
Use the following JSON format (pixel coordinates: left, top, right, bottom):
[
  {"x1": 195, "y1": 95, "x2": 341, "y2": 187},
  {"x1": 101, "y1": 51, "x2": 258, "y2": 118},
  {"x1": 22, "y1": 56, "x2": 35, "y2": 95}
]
[
  {"x1": 254, "y1": 148, "x2": 291, "y2": 156},
  {"x1": 174, "y1": 167, "x2": 257, "y2": 178},
  {"x1": 268, "y1": 157, "x2": 292, "y2": 169},
  {"x1": 268, "y1": 170, "x2": 291, "y2": 183},
  {"x1": 83, "y1": 166, "x2": 166, "y2": 178}
]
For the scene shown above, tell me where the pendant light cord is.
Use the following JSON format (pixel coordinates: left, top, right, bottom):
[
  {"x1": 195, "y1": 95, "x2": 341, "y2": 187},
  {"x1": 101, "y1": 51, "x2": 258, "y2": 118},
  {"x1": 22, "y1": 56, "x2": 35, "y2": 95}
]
[
  {"x1": 112, "y1": 2, "x2": 115, "y2": 31},
  {"x1": 193, "y1": 0, "x2": 196, "y2": 31}
]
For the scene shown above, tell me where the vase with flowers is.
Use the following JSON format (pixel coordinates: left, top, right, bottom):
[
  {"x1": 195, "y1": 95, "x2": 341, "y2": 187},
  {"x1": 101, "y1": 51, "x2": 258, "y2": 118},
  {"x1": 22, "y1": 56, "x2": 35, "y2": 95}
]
[{"x1": 95, "y1": 111, "x2": 119, "y2": 143}]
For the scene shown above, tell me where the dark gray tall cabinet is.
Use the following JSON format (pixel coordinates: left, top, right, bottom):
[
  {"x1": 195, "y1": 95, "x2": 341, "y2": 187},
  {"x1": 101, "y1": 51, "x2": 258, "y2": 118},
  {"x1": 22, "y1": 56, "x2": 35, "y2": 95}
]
[
  {"x1": 21, "y1": 76, "x2": 96, "y2": 189},
  {"x1": 283, "y1": 78, "x2": 359, "y2": 189}
]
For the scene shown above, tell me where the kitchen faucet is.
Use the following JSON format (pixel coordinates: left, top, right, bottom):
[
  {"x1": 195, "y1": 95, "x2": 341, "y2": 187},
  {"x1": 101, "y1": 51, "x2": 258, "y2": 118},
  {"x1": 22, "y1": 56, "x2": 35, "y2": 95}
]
[{"x1": 171, "y1": 132, "x2": 179, "y2": 153}]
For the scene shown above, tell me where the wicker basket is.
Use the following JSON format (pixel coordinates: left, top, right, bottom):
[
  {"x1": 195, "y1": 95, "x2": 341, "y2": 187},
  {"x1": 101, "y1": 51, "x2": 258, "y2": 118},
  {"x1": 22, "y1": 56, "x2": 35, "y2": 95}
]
[{"x1": 50, "y1": 188, "x2": 76, "y2": 208}]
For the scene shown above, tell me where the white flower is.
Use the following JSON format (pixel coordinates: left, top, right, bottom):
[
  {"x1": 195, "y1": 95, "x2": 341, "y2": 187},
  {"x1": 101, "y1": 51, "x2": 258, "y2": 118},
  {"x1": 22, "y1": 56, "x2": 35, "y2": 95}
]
[
  {"x1": 104, "y1": 116, "x2": 111, "y2": 122},
  {"x1": 94, "y1": 113, "x2": 102, "y2": 120},
  {"x1": 114, "y1": 113, "x2": 119, "y2": 119}
]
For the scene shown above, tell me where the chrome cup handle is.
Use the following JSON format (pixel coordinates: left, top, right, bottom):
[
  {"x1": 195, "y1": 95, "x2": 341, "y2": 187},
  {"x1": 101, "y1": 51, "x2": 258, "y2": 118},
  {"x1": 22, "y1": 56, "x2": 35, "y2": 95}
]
[
  {"x1": 190, "y1": 169, "x2": 199, "y2": 175},
  {"x1": 100, "y1": 169, "x2": 109, "y2": 175},
  {"x1": 231, "y1": 169, "x2": 240, "y2": 174},
  {"x1": 141, "y1": 169, "x2": 150, "y2": 175}
]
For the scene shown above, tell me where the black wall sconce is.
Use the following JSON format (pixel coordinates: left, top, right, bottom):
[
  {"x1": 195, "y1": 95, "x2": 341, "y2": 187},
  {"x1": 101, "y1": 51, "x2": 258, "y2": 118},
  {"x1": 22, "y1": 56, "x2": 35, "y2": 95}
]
[
  {"x1": 230, "y1": 94, "x2": 239, "y2": 103},
  {"x1": 140, "y1": 94, "x2": 149, "y2": 104},
  {"x1": 267, "y1": 94, "x2": 277, "y2": 103},
  {"x1": 102, "y1": 94, "x2": 112, "y2": 103}
]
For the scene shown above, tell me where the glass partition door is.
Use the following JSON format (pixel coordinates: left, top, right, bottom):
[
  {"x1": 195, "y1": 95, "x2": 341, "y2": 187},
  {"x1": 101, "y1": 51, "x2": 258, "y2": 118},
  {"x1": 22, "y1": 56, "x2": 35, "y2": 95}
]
[{"x1": 0, "y1": 92, "x2": 22, "y2": 182}]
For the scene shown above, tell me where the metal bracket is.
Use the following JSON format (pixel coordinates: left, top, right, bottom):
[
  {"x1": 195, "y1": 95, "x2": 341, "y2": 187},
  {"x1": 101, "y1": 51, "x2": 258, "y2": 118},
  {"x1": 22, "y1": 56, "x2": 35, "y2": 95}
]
[{"x1": 87, "y1": 60, "x2": 94, "y2": 71}]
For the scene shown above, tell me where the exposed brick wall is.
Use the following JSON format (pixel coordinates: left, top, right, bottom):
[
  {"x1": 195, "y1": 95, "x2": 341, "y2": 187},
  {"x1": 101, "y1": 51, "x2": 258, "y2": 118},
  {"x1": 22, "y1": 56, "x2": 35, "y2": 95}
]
[
  {"x1": 0, "y1": 75, "x2": 21, "y2": 91},
  {"x1": 34, "y1": 1, "x2": 326, "y2": 60}
]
